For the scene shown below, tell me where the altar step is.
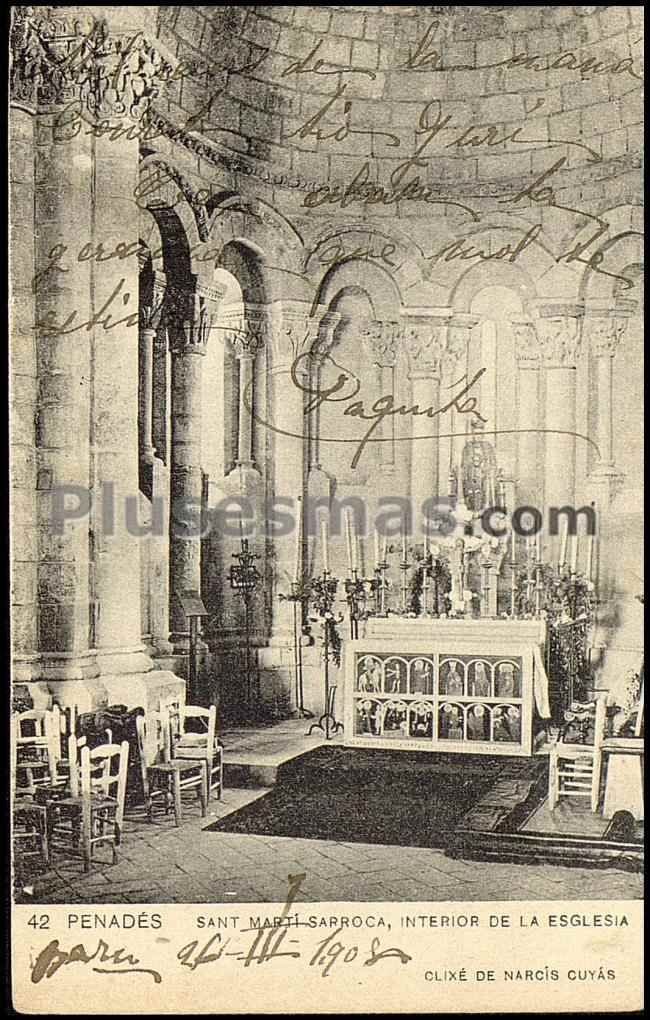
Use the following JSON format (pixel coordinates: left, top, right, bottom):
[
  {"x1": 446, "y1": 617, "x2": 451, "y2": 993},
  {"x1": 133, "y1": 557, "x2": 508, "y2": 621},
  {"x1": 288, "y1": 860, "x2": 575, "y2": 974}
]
[{"x1": 220, "y1": 718, "x2": 343, "y2": 788}]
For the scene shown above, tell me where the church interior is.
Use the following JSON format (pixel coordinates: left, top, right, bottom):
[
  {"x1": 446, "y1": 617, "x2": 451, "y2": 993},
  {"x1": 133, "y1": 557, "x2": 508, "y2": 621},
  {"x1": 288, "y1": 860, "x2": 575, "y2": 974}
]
[{"x1": 10, "y1": 5, "x2": 643, "y2": 900}]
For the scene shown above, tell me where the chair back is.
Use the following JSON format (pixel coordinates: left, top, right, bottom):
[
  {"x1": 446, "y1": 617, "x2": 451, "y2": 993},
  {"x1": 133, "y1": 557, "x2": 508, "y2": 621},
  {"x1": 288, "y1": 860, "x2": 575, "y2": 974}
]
[
  {"x1": 135, "y1": 710, "x2": 171, "y2": 769},
  {"x1": 80, "y1": 741, "x2": 129, "y2": 828},
  {"x1": 160, "y1": 695, "x2": 183, "y2": 743},
  {"x1": 179, "y1": 704, "x2": 217, "y2": 755},
  {"x1": 66, "y1": 734, "x2": 87, "y2": 798},
  {"x1": 15, "y1": 708, "x2": 62, "y2": 780}
]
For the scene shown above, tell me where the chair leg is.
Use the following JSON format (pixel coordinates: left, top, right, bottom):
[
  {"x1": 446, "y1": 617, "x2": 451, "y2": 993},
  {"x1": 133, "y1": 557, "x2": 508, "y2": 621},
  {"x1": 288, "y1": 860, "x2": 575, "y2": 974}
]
[
  {"x1": 172, "y1": 772, "x2": 182, "y2": 827},
  {"x1": 548, "y1": 753, "x2": 558, "y2": 809},
  {"x1": 199, "y1": 766, "x2": 208, "y2": 818}
]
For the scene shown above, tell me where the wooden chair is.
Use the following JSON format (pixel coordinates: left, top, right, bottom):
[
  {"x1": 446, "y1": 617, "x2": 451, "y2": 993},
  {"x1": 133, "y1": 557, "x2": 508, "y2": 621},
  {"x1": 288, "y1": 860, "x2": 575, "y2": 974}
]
[
  {"x1": 136, "y1": 711, "x2": 208, "y2": 827},
  {"x1": 14, "y1": 708, "x2": 61, "y2": 797},
  {"x1": 171, "y1": 704, "x2": 222, "y2": 800},
  {"x1": 46, "y1": 741, "x2": 129, "y2": 872},
  {"x1": 548, "y1": 696, "x2": 607, "y2": 812},
  {"x1": 12, "y1": 716, "x2": 49, "y2": 868}
]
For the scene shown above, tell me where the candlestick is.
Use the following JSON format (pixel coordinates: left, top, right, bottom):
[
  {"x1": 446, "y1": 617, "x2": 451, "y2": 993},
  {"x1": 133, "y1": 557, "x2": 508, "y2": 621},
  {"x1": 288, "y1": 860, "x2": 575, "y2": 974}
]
[
  {"x1": 345, "y1": 509, "x2": 353, "y2": 573},
  {"x1": 294, "y1": 497, "x2": 303, "y2": 583},
  {"x1": 586, "y1": 532, "x2": 594, "y2": 581},
  {"x1": 558, "y1": 519, "x2": 568, "y2": 570},
  {"x1": 569, "y1": 533, "x2": 578, "y2": 574},
  {"x1": 320, "y1": 517, "x2": 329, "y2": 574}
]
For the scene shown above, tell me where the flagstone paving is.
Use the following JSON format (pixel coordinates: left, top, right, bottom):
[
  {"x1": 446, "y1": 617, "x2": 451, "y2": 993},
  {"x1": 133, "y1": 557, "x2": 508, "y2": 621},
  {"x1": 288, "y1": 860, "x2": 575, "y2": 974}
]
[{"x1": 18, "y1": 786, "x2": 643, "y2": 905}]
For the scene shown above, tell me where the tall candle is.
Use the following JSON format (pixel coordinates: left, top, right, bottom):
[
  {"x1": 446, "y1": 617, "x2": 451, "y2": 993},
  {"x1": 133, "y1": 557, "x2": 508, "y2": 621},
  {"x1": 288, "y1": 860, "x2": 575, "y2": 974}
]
[
  {"x1": 294, "y1": 497, "x2": 302, "y2": 583},
  {"x1": 320, "y1": 518, "x2": 329, "y2": 573},
  {"x1": 510, "y1": 520, "x2": 516, "y2": 561},
  {"x1": 535, "y1": 528, "x2": 542, "y2": 563},
  {"x1": 401, "y1": 516, "x2": 408, "y2": 561},
  {"x1": 569, "y1": 533, "x2": 578, "y2": 574},
  {"x1": 381, "y1": 533, "x2": 387, "y2": 563},
  {"x1": 374, "y1": 528, "x2": 380, "y2": 566},
  {"x1": 558, "y1": 519, "x2": 568, "y2": 569},
  {"x1": 345, "y1": 509, "x2": 353, "y2": 573},
  {"x1": 586, "y1": 533, "x2": 594, "y2": 581},
  {"x1": 355, "y1": 536, "x2": 361, "y2": 574},
  {"x1": 423, "y1": 526, "x2": 430, "y2": 559}
]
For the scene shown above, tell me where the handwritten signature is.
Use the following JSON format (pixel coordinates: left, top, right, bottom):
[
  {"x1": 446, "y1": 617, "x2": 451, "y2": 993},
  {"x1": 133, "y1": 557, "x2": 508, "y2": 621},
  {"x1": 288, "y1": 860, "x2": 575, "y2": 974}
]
[
  {"x1": 29, "y1": 875, "x2": 412, "y2": 985},
  {"x1": 31, "y1": 937, "x2": 162, "y2": 985}
]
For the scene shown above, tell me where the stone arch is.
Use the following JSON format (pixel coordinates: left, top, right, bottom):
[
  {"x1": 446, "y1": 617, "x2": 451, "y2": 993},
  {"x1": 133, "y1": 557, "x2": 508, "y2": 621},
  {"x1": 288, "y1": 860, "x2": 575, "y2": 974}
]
[
  {"x1": 576, "y1": 206, "x2": 644, "y2": 302},
  {"x1": 302, "y1": 221, "x2": 428, "y2": 299},
  {"x1": 314, "y1": 258, "x2": 402, "y2": 320},
  {"x1": 449, "y1": 256, "x2": 539, "y2": 315}
]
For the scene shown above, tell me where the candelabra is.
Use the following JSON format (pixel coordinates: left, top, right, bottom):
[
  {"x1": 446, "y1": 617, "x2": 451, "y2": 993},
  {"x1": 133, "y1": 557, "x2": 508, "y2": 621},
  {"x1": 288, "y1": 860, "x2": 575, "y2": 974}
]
[
  {"x1": 306, "y1": 570, "x2": 344, "y2": 740},
  {"x1": 344, "y1": 569, "x2": 375, "y2": 639},
  {"x1": 229, "y1": 537, "x2": 262, "y2": 721},
  {"x1": 373, "y1": 560, "x2": 390, "y2": 616},
  {"x1": 398, "y1": 552, "x2": 411, "y2": 614},
  {"x1": 278, "y1": 578, "x2": 313, "y2": 719}
]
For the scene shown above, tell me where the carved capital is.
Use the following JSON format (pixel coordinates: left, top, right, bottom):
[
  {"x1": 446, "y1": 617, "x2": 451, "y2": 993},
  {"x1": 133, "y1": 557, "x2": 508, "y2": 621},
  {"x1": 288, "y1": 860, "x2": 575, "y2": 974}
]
[
  {"x1": 512, "y1": 319, "x2": 540, "y2": 366},
  {"x1": 139, "y1": 270, "x2": 167, "y2": 333},
  {"x1": 362, "y1": 320, "x2": 400, "y2": 367},
  {"x1": 403, "y1": 317, "x2": 448, "y2": 378},
  {"x1": 444, "y1": 314, "x2": 479, "y2": 372},
  {"x1": 584, "y1": 314, "x2": 629, "y2": 358},
  {"x1": 167, "y1": 285, "x2": 220, "y2": 356},
  {"x1": 533, "y1": 309, "x2": 583, "y2": 367},
  {"x1": 221, "y1": 306, "x2": 268, "y2": 360},
  {"x1": 270, "y1": 303, "x2": 319, "y2": 368},
  {"x1": 10, "y1": 7, "x2": 170, "y2": 118}
]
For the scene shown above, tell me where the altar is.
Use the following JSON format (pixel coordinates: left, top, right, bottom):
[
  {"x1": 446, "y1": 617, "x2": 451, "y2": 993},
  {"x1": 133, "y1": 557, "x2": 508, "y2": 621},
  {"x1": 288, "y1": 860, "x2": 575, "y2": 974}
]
[{"x1": 343, "y1": 618, "x2": 550, "y2": 757}]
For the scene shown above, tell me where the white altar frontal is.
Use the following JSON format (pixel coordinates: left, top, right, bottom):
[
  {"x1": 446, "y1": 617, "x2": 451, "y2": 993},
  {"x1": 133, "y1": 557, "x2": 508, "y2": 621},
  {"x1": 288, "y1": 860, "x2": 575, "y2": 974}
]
[{"x1": 343, "y1": 618, "x2": 550, "y2": 757}]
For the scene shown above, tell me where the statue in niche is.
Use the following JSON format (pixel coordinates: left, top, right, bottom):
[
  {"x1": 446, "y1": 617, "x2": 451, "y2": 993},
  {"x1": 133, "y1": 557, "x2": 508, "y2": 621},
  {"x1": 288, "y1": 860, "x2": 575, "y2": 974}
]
[{"x1": 461, "y1": 418, "x2": 499, "y2": 513}]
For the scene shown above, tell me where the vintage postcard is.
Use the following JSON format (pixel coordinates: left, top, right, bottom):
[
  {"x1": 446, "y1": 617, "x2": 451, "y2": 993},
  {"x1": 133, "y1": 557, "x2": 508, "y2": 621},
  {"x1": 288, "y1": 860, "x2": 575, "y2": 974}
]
[{"x1": 9, "y1": 3, "x2": 643, "y2": 1013}]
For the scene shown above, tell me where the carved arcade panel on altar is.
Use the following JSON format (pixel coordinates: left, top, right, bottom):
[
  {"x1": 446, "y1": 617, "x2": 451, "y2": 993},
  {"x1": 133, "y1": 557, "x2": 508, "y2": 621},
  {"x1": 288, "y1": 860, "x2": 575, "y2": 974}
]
[{"x1": 345, "y1": 636, "x2": 536, "y2": 756}]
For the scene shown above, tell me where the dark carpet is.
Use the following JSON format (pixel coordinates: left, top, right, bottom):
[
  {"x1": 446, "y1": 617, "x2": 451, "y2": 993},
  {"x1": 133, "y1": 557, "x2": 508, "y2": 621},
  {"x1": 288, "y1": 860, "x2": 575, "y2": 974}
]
[{"x1": 206, "y1": 746, "x2": 545, "y2": 850}]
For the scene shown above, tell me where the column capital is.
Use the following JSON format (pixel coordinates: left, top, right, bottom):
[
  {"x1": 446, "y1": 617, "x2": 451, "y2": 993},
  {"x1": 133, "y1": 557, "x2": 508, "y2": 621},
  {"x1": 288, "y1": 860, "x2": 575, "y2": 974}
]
[
  {"x1": 139, "y1": 270, "x2": 167, "y2": 333},
  {"x1": 361, "y1": 320, "x2": 401, "y2": 367},
  {"x1": 444, "y1": 314, "x2": 479, "y2": 372},
  {"x1": 583, "y1": 301, "x2": 635, "y2": 358},
  {"x1": 221, "y1": 304, "x2": 268, "y2": 360},
  {"x1": 10, "y1": 6, "x2": 168, "y2": 118},
  {"x1": 511, "y1": 319, "x2": 540, "y2": 367},
  {"x1": 168, "y1": 285, "x2": 222, "y2": 356},
  {"x1": 532, "y1": 304, "x2": 583, "y2": 367},
  {"x1": 269, "y1": 301, "x2": 319, "y2": 369},
  {"x1": 403, "y1": 316, "x2": 449, "y2": 378}
]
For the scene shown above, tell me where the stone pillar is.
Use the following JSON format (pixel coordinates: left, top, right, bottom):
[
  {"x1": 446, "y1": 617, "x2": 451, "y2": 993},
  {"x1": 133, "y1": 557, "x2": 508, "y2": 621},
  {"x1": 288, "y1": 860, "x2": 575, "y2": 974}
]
[
  {"x1": 90, "y1": 111, "x2": 150, "y2": 677},
  {"x1": 583, "y1": 301, "x2": 634, "y2": 502},
  {"x1": 404, "y1": 316, "x2": 447, "y2": 520},
  {"x1": 10, "y1": 101, "x2": 39, "y2": 682},
  {"x1": 512, "y1": 320, "x2": 541, "y2": 509},
  {"x1": 168, "y1": 285, "x2": 220, "y2": 647},
  {"x1": 308, "y1": 311, "x2": 342, "y2": 473},
  {"x1": 268, "y1": 304, "x2": 317, "y2": 650},
  {"x1": 534, "y1": 304, "x2": 583, "y2": 512},
  {"x1": 139, "y1": 271, "x2": 166, "y2": 468},
  {"x1": 362, "y1": 321, "x2": 400, "y2": 472},
  {"x1": 444, "y1": 314, "x2": 478, "y2": 495},
  {"x1": 221, "y1": 308, "x2": 267, "y2": 475}
]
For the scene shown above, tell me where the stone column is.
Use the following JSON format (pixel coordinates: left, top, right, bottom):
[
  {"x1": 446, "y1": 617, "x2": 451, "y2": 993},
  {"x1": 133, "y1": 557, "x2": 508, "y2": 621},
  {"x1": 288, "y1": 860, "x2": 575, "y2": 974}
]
[
  {"x1": 139, "y1": 271, "x2": 166, "y2": 469},
  {"x1": 308, "y1": 311, "x2": 342, "y2": 473},
  {"x1": 362, "y1": 321, "x2": 400, "y2": 472},
  {"x1": 221, "y1": 309, "x2": 267, "y2": 474},
  {"x1": 512, "y1": 320, "x2": 541, "y2": 509},
  {"x1": 10, "y1": 100, "x2": 39, "y2": 682},
  {"x1": 534, "y1": 304, "x2": 583, "y2": 512},
  {"x1": 444, "y1": 314, "x2": 478, "y2": 496},
  {"x1": 583, "y1": 301, "x2": 634, "y2": 501},
  {"x1": 168, "y1": 285, "x2": 220, "y2": 647},
  {"x1": 268, "y1": 304, "x2": 318, "y2": 648},
  {"x1": 404, "y1": 317, "x2": 447, "y2": 519}
]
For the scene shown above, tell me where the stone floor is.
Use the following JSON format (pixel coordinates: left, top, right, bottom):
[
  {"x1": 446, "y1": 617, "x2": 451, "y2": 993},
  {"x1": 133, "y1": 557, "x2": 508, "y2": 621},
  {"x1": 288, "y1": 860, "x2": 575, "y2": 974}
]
[{"x1": 17, "y1": 722, "x2": 644, "y2": 905}]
